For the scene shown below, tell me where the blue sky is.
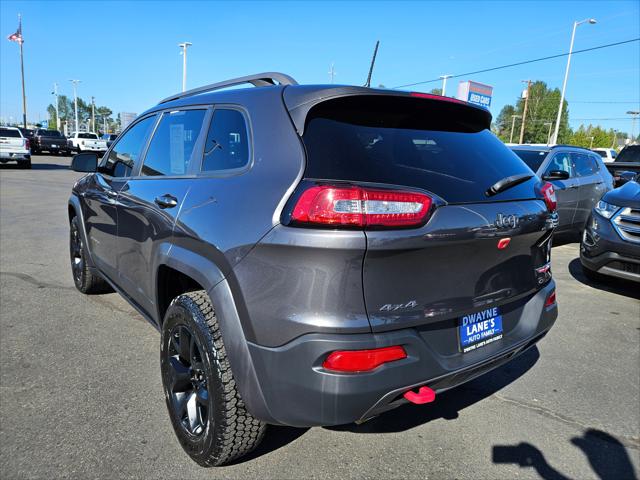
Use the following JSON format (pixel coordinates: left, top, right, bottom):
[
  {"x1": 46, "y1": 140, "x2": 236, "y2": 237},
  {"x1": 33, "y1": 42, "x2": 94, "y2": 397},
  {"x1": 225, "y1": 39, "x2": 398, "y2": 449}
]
[{"x1": 1, "y1": 0, "x2": 639, "y2": 134}]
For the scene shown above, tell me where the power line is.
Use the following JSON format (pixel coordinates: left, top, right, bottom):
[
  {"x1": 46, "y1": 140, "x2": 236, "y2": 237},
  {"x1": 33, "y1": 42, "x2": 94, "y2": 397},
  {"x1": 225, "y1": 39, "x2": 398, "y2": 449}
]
[{"x1": 393, "y1": 38, "x2": 640, "y2": 89}]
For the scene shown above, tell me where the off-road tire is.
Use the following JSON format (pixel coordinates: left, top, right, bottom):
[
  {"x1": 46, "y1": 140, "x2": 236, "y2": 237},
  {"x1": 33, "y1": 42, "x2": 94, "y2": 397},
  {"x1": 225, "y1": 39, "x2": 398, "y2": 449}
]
[
  {"x1": 160, "y1": 291, "x2": 266, "y2": 466},
  {"x1": 69, "y1": 216, "x2": 112, "y2": 294}
]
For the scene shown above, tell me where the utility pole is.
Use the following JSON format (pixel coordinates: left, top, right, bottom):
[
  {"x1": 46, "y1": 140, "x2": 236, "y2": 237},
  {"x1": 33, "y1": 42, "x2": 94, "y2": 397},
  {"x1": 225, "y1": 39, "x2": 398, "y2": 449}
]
[
  {"x1": 519, "y1": 80, "x2": 532, "y2": 145},
  {"x1": 611, "y1": 130, "x2": 617, "y2": 149},
  {"x1": 628, "y1": 111, "x2": 639, "y2": 144},
  {"x1": 69, "y1": 79, "x2": 80, "y2": 133},
  {"x1": 178, "y1": 42, "x2": 192, "y2": 92},
  {"x1": 551, "y1": 18, "x2": 597, "y2": 145},
  {"x1": 589, "y1": 136, "x2": 594, "y2": 149},
  {"x1": 91, "y1": 96, "x2": 95, "y2": 132},
  {"x1": 8, "y1": 14, "x2": 28, "y2": 128},
  {"x1": 439, "y1": 75, "x2": 452, "y2": 96},
  {"x1": 509, "y1": 115, "x2": 521, "y2": 143},
  {"x1": 328, "y1": 62, "x2": 336, "y2": 83},
  {"x1": 52, "y1": 83, "x2": 60, "y2": 130},
  {"x1": 364, "y1": 40, "x2": 380, "y2": 88}
]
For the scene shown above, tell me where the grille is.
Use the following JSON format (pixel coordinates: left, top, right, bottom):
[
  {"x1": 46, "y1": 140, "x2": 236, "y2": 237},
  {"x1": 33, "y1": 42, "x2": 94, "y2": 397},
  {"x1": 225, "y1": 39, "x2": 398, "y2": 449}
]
[{"x1": 612, "y1": 207, "x2": 640, "y2": 244}]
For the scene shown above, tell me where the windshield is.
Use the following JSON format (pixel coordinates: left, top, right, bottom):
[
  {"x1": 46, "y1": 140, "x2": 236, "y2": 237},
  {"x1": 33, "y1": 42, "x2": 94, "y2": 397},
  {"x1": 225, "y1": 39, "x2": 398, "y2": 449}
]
[
  {"x1": 38, "y1": 130, "x2": 61, "y2": 137},
  {"x1": 511, "y1": 149, "x2": 548, "y2": 172},
  {"x1": 616, "y1": 146, "x2": 640, "y2": 163},
  {"x1": 302, "y1": 96, "x2": 536, "y2": 203},
  {"x1": 0, "y1": 128, "x2": 21, "y2": 138},
  {"x1": 78, "y1": 133, "x2": 98, "y2": 139}
]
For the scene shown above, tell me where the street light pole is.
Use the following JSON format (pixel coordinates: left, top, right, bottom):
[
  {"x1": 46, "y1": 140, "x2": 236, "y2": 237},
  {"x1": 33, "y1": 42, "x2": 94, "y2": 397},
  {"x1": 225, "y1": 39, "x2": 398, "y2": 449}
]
[
  {"x1": 439, "y1": 75, "x2": 452, "y2": 96},
  {"x1": 178, "y1": 42, "x2": 192, "y2": 92},
  {"x1": 509, "y1": 115, "x2": 521, "y2": 144},
  {"x1": 69, "y1": 79, "x2": 80, "y2": 133},
  {"x1": 52, "y1": 82, "x2": 60, "y2": 131},
  {"x1": 627, "y1": 111, "x2": 640, "y2": 144},
  {"x1": 91, "y1": 96, "x2": 96, "y2": 133},
  {"x1": 589, "y1": 136, "x2": 594, "y2": 149},
  {"x1": 551, "y1": 18, "x2": 597, "y2": 145}
]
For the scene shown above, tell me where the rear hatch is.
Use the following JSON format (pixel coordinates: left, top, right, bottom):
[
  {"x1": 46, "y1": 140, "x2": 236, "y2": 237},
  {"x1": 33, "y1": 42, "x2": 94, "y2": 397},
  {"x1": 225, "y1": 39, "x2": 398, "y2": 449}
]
[
  {"x1": 285, "y1": 91, "x2": 555, "y2": 352},
  {"x1": 0, "y1": 128, "x2": 27, "y2": 151}
]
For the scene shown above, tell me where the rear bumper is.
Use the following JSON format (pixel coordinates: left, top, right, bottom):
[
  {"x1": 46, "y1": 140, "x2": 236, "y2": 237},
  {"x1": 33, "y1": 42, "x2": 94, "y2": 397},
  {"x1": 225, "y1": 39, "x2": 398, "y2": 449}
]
[
  {"x1": 246, "y1": 281, "x2": 557, "y2": 427},
  {"x1": 580, "y1": 213, "x2": 640, "y2": 282},
  {"x1": 0, "y1": 151, "x2": 30, "y2": 161}
]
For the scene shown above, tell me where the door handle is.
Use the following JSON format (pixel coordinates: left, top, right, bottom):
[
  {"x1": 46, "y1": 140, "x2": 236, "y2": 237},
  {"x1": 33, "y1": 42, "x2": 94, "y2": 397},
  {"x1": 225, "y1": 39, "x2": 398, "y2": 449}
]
[
  {"x1": 154, "y1": 194, "x2": 178, "y2": 209},
  {"x1": 568, "y1": 185, "x2": 579, "y2": 189}
]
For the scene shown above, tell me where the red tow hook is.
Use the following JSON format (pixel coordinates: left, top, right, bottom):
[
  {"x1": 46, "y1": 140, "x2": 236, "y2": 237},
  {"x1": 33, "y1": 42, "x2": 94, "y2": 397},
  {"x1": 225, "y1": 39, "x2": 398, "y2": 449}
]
[{"x1": 403, "y1": 386, "x2": 436, "y2": 404}]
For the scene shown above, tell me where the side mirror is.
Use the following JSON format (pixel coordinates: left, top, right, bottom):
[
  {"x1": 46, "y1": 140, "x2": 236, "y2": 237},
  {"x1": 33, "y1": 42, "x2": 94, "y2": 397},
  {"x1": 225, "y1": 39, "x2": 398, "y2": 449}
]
[
  {"x1": 542, "y1": 170, "x2": 570, "y2": 181},
  {"x1": 70, "y1": 153, "x2": 98, "y2": 172}
]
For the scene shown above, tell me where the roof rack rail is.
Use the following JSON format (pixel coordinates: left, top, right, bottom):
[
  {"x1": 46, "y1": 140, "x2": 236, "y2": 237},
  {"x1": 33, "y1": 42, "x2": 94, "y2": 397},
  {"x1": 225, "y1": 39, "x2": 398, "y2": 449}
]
[{"x1": 159, "y1": 72, "x2": 298, "y2": 104}]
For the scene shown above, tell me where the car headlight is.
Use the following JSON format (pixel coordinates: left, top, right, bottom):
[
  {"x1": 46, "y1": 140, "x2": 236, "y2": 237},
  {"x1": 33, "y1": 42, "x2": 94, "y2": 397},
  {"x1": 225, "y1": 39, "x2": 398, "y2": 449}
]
[{"x1": 594, "y1": 200, "x2": 619, "y2": 219}]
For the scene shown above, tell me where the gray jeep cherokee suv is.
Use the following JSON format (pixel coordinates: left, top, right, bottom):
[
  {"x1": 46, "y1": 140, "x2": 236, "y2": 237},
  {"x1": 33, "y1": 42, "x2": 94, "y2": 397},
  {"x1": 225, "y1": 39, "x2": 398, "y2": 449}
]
[{"x1": 68, "y1": 73, "x2": 558, "y2": 466}]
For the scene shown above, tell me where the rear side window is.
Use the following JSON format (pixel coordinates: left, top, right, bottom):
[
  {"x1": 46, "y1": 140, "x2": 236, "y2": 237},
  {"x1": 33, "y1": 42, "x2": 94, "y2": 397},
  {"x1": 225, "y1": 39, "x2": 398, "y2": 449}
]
[
  {"x1": 572, "y1": 152, "x2": 598, "y2": 177},
  {"x1": 301, "y1": 96, "x2": 535, "y2": 203},
  {"x1": 201, "y1": 109, "x2": 249, "y2": 172},
  {"x1": 142, "y1": 109, "x2": 206, "y2": 176},
  {"x1": 102, "y1": 115, "x2": 157, "y2": 177},
  {"x1": 0, "y1": 128, "x2": 21, "y2": 138}
]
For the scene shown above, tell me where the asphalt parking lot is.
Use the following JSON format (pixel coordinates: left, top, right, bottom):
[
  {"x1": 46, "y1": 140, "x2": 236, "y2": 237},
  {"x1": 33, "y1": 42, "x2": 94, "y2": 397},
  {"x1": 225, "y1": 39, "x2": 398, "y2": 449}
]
[{"x1": 1, "y1": 154, "x2": 639, "y2": 480}]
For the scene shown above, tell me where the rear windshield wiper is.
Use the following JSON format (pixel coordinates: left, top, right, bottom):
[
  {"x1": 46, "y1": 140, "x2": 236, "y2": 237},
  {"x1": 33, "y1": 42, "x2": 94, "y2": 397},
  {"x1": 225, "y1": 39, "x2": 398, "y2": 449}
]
[{"x1": 485, "y1": 173, "x2": 534, "y2": 197}]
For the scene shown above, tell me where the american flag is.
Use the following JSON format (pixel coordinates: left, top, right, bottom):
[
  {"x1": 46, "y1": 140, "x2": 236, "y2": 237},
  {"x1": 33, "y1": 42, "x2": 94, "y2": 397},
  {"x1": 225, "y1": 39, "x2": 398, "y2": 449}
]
[{"x1": 7, "y1": 16, "x2": 23, "y2": 45}]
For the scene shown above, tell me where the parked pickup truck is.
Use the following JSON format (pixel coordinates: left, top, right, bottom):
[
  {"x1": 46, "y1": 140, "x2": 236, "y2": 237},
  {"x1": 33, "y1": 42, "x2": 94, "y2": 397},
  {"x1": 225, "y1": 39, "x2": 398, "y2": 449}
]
[
  {"x1": 67, "y1": 132, "x2": 108, "y2": 153},
  {"x1": 605, "y1": 145, "x2": 640, "y2": 186},
  {"x1": 32, "y1": 129, "x2": 69, "y2": 155},
  {"x1": 0, "y1": 127, "x2": 31, "y2": 168}
]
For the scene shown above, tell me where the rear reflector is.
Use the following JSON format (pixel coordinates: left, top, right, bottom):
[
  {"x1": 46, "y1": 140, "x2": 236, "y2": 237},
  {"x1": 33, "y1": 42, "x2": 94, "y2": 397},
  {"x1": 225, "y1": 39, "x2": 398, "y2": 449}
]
[
  {"x1": 322, "y1": 346, "x2": 407, "y2": 373},
  {"x1": 545, "y1": 290, "x2": 556, "y2": 307},
  {"x1": 541, "y1": 183, "x2": 557, "y2": 212},
  {"x1": 291, "y1": 185, "x2": 432, "y2": 228}
]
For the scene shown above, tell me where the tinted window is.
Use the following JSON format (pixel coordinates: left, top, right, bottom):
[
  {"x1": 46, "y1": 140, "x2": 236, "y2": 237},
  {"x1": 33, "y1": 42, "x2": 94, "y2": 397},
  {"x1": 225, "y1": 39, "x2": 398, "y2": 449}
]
[
  {"x1": 572, "y1": 153, "x2": 598, "y2": 177},
  {"x1": 595, "y1": 150, "x2": 607, "y2": 158},
  {"x1": 78, "y1": 133, "x2": 98, "y2": 139},
  {"x1": 616, "y1": 146, "x2": 640, "y2": 163},
  {"x1": 0, "y1": 128, "x2": 21, "y2": 138},
  {"x1": 511, "y1": 149, "x2": 548, "y2": 172},
  {"x1": 141, "y1": 109, "x2": 206, "y2": 176},
  {"x1": 302, "y1": 97, "x2": 534, "y2": 203},
  {"x1": 201, "y1": 109, "x2": 250, "y2": 172},
  {"x1": 544, "y1": 152, "x2": 573, "y2": 177},
  {"x1": 101, "y1": 115, "x2": 156, "y2": 177},
  {"x1": 37, "y1": 130, "x2": 61, "y2": 137}
]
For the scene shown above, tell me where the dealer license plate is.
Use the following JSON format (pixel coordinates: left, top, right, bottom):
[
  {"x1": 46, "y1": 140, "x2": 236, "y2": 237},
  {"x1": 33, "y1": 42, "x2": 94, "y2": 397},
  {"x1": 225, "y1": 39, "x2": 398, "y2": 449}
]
[{"x1": 459, "y1": 307, "x2": 503, "y2": 353}]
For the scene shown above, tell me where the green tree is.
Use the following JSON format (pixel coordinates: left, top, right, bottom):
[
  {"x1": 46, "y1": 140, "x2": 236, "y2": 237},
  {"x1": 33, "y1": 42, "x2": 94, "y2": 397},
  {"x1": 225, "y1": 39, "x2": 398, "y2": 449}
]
[
  {"x1": 570, "y1": 124, "x2": 616, "y2": 149},
  {"x1": 429, "y1": 88, "x2": 442, "y2": 95},
  {"x1": 495, "y1": 81, "x2": 570, "y2": 144}
]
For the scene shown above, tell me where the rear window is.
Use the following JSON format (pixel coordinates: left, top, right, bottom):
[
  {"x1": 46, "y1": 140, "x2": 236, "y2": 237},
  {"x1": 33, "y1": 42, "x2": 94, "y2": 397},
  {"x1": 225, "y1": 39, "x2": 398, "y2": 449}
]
[
  {"x1": 511, "y1": 149, "x2": 548, "y2": 172},
  {"x1": 38, "y1": 130, "x2": 61, "y2": 137},
  {"x1": 594, "y1": 150, "x2": 607, "y2": 158},
  {"x1": 78, "y1": 133, "x2": 98, "y2": 139},
  {"x1": 0, "y1": 128, "x2": 21, "y2": 138},
  {"x1": 616, "y1": 146, "x2": 640, "y2": 163},
  {"x1": 302, "y1": 96, "x2": 535, "y2": 203}
]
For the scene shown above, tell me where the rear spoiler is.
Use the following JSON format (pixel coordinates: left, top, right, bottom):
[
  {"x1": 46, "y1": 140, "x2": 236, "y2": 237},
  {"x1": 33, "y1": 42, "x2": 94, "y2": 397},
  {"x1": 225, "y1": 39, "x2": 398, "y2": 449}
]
[{"x1": 283, "y1": 85, "x2": 492, "y2": 136}]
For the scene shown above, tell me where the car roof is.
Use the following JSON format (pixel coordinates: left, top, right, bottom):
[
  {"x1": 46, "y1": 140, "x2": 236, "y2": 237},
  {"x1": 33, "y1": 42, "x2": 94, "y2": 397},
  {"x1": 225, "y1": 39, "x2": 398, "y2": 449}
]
[{"x1": 509, "y1": 144, "x2": 595, "y2": 153}]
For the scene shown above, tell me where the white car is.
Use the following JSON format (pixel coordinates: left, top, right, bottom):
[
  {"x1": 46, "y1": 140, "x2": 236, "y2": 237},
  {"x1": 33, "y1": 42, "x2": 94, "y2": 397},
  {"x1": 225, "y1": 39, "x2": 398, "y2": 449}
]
[
  {"x1": 68, "y1": 132, "x2": 108, "y2": 153},
  {"x1": 592, "y1": 148, "x2": 617, "y2": 163},
  {"x1": 0, "y1": 126, "x2": 31, "y2": 169}
]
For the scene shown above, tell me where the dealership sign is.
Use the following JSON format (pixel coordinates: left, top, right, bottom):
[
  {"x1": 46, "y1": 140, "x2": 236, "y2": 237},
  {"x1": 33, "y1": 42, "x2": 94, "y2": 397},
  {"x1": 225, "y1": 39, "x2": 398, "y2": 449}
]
[{"x1": 457, "y1": 81, "x2": 493, "y2": 108}]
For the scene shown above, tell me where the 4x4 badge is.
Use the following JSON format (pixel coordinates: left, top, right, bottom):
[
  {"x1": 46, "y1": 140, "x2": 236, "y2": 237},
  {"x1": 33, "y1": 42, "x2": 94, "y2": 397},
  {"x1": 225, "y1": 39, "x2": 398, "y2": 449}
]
[{"x1": 496, "y1": 213, "x2": 519, "y2": 229}]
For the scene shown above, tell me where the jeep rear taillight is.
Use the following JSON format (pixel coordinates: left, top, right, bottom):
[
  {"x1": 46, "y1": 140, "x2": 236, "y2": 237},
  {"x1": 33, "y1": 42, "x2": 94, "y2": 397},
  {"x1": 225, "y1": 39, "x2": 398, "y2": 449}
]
[
  {"x1": 290, "y1": 185, "x2": 433, "y2": 228},
  {"x1": 541, "y1": 182, "x2": 557, "y2": 212}
]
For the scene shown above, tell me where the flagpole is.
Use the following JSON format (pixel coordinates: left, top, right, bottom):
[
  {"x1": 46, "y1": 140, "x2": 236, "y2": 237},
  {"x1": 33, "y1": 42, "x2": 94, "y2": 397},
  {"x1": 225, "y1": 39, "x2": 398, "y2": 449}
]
[{"x1": 18, "y1": 14, "x2": 27, "y2": 128}]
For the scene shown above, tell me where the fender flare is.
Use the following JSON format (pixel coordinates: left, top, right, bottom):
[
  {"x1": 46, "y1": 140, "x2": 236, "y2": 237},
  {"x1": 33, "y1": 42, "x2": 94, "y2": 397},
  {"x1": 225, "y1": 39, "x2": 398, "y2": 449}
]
[
  {"x1": 158, "y1": 246, "x2": 277, "y2": 424},
  {"x1": 68, "y1": 194, "x2": 96, "y2": 268}
]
